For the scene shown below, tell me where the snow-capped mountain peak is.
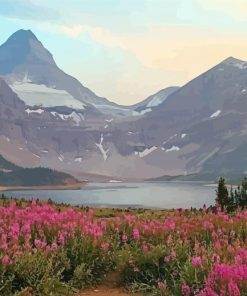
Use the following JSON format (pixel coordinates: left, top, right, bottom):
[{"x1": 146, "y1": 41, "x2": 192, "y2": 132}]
[{"x1": 0, "y1": 29, "x2": 133, "y2": 116}]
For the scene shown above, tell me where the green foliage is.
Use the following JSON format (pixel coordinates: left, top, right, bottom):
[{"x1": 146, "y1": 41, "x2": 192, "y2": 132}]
[
  {"x1": 115, "y1": 243, "x2": 193, "y2": 295},
  {"x1": 35, "y1": 278, "x2": 71, "y2": 296},
  {"x1": 0, "y1": 167, "x2": 78, "y2": 186},
  {"x1": 0, "y1": 264, "x2": 14, "y2": 296},
  {"x1": 63, "y1": 235, "x2": 113, "y2": 289},
  {"x1": 216, "y1": 176, "x2": 247, "y2": 211},
  {"x1": 0, "y1": 154, "x2": 78, "y2": 186},
  {"x1": 0, "y1": 242, "x2": 113, "y2": 295},
  {"x1": 3, "y1": 251, "x2": 69, "y2": 296},
  {"x1": 239, "y1": 177, "x2": 247, "y2": 208},
  {"x1": 215, "y1": 177, "x2": 229, "y2": 211}
]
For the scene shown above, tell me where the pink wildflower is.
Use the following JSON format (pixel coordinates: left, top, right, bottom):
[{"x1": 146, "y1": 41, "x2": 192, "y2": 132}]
[
  {"x1": 181, "y1": 283, "x2": 191, "y2": 295},
  {"x1": 133, "y1": 228, "x2": 140, "y2": 240},
  {"x1": 192, "y1": 256, "x2": 202, "y2": 267},
  {"x1": 228, "y1": 281, "x2": 241, "y2": 296},
  {"x1": 2, "y1": 255, "x2": 10, "y2": 266}
]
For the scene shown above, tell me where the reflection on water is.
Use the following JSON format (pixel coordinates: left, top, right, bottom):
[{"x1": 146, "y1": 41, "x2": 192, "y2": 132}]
[{"x1": 1, "y1": 182, "x2": 216, "y2": 209}]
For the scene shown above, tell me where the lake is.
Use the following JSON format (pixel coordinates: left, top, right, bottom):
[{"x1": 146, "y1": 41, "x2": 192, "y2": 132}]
[{"x1": 1, "y1": 182, "x2": 216, "y2": 209}]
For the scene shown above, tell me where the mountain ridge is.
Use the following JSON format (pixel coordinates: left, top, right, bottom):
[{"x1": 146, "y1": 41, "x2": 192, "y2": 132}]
[
  {"x1": 0, "y1": 30, "x2": 247, "y2": 181},
  {"x1": 0, "y1": 29, "x2": 129, "y2": 115}
]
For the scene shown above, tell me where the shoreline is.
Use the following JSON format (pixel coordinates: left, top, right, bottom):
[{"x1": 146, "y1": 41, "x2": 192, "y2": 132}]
[{"x1": 0, "y1": 182, "x2": 87, "y2": 192}]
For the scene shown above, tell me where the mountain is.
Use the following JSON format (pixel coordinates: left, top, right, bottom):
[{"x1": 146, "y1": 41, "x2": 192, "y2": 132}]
[
  {"x1": 132, "y1": 86, "x2": 179, "y2": 114},
  {"x1": 126, "y1": 56, "x2": 247, "y2": 179},
  {"x1": 0, "y1": 29, "x2": 132, "y2": 116},
  {"x1": 1, "y1": 30, "x2": 247, "y2": 181}
]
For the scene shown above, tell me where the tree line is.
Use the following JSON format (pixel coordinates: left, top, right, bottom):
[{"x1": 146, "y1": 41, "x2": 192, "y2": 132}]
[{"x1": 216, "y1": 177, "x2": 247, "y2": 212}]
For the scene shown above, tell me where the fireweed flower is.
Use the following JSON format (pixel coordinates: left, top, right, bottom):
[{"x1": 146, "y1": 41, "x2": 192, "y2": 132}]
[
  {"x1": 0, "y1": 201, "x2": 246, "y2": 295},
  {"x1": 133, "y1": 228, "x2": 140, "y2": 240},
  {"x1": 2, "y1": 255, "x2": 10, "y2": 265},
  {"x1": 192, "y1": 256, "x2": 202, "y2": 267},
  {"x1": 203, "y1": 220, "x2": 214, "y2": 230},
  {"x1": 228, "y1": 281, "x2": 241, "y2": 296},
  {"x1": 181, "y1": 283, "x2": 191, "y2": 295}
]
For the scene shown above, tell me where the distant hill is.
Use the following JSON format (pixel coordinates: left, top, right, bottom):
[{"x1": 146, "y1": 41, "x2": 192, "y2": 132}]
[
  {"x1": 0, "y1": 155, "x2": 21, "y2": 172},
  {"x1": 0, "y1": 155, "x2": 79, "y2": 187}
]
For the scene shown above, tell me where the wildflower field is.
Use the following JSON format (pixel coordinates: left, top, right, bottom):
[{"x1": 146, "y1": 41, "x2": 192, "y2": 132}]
[{"x1": 0, "y1": 199, "x2": 246, "y2": 296}]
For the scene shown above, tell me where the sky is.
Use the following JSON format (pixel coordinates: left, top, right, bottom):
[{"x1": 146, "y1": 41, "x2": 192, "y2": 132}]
[{"x1": 1, "y1": 0, "x2": 247, "y2": 105}]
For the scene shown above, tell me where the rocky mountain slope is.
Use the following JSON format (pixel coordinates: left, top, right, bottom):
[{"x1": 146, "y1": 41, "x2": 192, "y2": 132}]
[
  {"x1": 128, "y1": 57, "x2": 247, "y2": 179},
  {"x1": 0, "y1": 30, "x2": 247, "y2": 181},
  {"x1": 0, "y1": 29, "x2": 134, "y2": 116},
  {"x1": 132, "y1": 86, "x2": 179, "y2": 114}
]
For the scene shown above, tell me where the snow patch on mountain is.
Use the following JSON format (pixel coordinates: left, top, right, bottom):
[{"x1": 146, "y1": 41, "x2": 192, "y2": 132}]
[
  {"x1": 96, "y1": 134, "x2": 109, "y2": 161},
  {"x1": 165, "y1": 146, "x2": 180, "y2": 152},
  {"x1": 74, "y1": 157, "x2": 82, "y2": 163},
  {"x1": 233, "y1": 62, "x2": 247, "y2": 70},
  {"x1": 22, "y1": 73, "x2": 32, "y2": 83},
  {"x1": 10, "y1": 82, "x2": 86, "y2": 109},
  {"x1": 51, "y1": 111, "x2": 84, "y2": 126},
  {"x1": 133, "y1": 108, "x2": 152, "y2": 116},
  {"x1": 3, "y1": 136, "x2": 10, "y2": 142},
  {"x1": 210, "y1": 110, "x2": 221, "y2": 118},
  {"x1": 41, "y1": 150, "x2": 49, "y2": 153},
  {"x1": 146, "y1": 95, "x2": 164, "y2": 107},
  {"x1": 135, "y1": 146, "x2": 157, "y2": 158},
  {"x1": 25, "y1": 108, "x2": 44, "y2": 115},
  {"x1": 163, "y1": 134, "x2": 177, "y2": 145},
  {"x1": 181, "y1": 133, "x2": 187, "y2": 139},
  {"x1": 69, "y1": 112, "x2": 84, "y2": 125},
  {"x1": 58, "y1": 154, "x2": 64, "y2": 162}
]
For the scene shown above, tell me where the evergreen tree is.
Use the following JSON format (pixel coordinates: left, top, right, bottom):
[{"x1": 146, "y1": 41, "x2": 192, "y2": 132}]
[
  {"x1": 239, "y1": 177, "x2": 247, "y2": 208},
  {"x1": 227, "y1": 186, "x2": 236, "y2": 212},
  {"x1": 234, "y1": 185, "x2": 241, "y2": 207},
  {"x1": 215, "y1": 177, "x2": 229, "y2": 211}
]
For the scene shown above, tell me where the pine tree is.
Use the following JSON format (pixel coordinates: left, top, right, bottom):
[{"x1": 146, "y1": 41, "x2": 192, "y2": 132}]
[
  {"x1": 215, "y1": 177, "x2": 229, "y2": 211},
  {"x1": 239, "y1": 177, "x2": 247, "y2": 208},
  {"x1": 227, "y1": 186, "x2": 236, "y2": 212},
  {"x1": 234, "y1": 186, "x2": 241, "y2": 207}
]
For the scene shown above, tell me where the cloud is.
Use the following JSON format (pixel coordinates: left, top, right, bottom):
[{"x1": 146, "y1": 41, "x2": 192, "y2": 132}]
[
  {"x1": 59, "y1": 22, "x2": 247, "y2": 70},
  {"x1": 58, "y1": 21, "x2": 247, "y2": 103},
  {"x1": 0, "y1": 0, "x2": 59, "y2": 21},
  {"x1": 61, "y1": 25, "x2": 83, "y2": 38}
]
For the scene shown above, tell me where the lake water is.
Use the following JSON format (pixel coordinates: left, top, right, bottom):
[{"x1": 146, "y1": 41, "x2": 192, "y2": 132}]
[{"x1": 1, "y1": 182, "x2": 216, "y2": 209}]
